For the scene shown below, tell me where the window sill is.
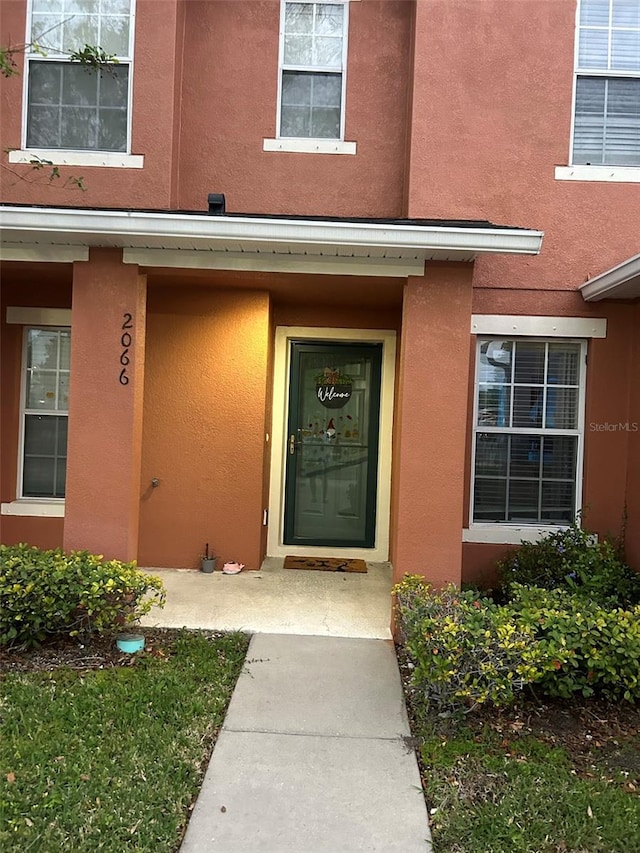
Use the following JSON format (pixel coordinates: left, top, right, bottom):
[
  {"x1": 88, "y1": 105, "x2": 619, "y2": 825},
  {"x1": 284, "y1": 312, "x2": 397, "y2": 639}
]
[
  {"x1": 463, "y1": 525, "x2": 568, "y2": 545},
  {"x1": 8, "y1": 149, "x2": 144, "y2": 169},
  {"x1": 1, "y1": 500, "x2": 65, "y2": 518},
  {"x1": 555, "y1": 165, "x2": 640, "y2": 183},
  {"x1": 263, "y1": 138, "x2": 357, "y2": 155}
]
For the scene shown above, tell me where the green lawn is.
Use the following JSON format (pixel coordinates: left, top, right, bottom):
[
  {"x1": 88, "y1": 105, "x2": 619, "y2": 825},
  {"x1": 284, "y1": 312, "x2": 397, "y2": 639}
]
[
  {"x1": 413, "y1": 706, "x2": 640, "y2": 853},
  {"x1": 1, "y1": 630, "x2": 249, "y2": 852}
]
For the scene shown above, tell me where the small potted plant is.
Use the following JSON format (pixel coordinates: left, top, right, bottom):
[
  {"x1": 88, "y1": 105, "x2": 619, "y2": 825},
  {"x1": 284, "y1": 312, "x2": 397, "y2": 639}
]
[
  {"x1": 314, "y1": 367, "x2": 353, "y2": 409},
  {"x1": 201, "y1": 542, "x2": 217, "y2": 573}
]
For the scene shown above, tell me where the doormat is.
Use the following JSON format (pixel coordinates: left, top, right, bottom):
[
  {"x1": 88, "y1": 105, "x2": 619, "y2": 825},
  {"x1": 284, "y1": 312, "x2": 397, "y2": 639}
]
[{"x1": 283, "y1": 556, "x2": 368, "y2": 573}]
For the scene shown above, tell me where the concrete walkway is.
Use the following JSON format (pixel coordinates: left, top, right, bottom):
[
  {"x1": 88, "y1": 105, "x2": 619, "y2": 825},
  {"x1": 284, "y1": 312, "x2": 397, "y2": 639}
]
[{"x1": 180, "y1": 634, "x2": 432, "y2": 852}]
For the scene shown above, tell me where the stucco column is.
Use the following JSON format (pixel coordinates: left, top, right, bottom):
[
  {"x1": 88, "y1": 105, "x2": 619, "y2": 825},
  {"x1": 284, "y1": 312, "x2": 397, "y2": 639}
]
[
  {"x1": 63, "y1": 249, "x2": 147, "y2": 562},
  {"x1": 391, "y1": 264, "x2": 473, "y2": 587},
  {"x1": 624, "y1": 303, "x2": 640, "y2": 570}
]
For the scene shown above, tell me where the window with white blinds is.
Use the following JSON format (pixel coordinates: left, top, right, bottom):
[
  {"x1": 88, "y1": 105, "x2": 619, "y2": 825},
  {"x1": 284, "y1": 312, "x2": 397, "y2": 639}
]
[
  {"x1": 472, "y1": 339, "x2": 586, "y2": 526},
  {"x1": 573, "y1": 0, "x2": 640, "y2": 165}
]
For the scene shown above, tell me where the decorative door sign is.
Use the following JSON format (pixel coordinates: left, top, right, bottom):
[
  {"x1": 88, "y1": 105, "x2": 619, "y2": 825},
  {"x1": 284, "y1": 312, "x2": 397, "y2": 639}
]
[{"x1": 315, "y1": 366, "x2": 352, "y2": 409}]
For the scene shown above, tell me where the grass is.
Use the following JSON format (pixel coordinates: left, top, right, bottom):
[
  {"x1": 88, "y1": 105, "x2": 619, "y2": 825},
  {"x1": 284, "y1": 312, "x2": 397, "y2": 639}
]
[
  {"x1": 0, "y1": 630, "x2": 249, "y2": 852},
  {"x1": 411, "y1": 704, "x2": 640, "y2": 853}
]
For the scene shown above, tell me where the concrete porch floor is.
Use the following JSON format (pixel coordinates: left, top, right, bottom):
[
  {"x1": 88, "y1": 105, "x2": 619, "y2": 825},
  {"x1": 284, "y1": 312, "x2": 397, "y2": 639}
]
[{"x1": 139, "y1": 557, "x2": 394, "y2": 639}]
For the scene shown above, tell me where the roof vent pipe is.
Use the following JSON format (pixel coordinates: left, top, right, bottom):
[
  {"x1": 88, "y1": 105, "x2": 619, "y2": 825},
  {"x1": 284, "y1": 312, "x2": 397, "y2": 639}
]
[{"x1": 208, "y1": 193, "x2": 226, "y2": 215}]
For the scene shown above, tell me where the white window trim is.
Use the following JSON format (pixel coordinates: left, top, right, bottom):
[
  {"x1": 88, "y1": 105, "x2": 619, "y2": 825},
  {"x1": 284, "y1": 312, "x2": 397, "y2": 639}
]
[
  {"x1": 263, "y1": 137, "x2": 356, "y2": 155},
  {"x1": 471, "y1": 315, "x2": 607, "y2": 338},
  {"x1": 555, "y1": 164, "x2": 640, "y2": 182},
  {"x1": 8, "y1": 149, "x2": 143, "y2": 168},
  {"x1": 463, "y1": 525, "x2": 570, "y2": 545},
  {"x1": 266, "y1": 0, "x2": 357, "y2": 154},
  {"x1": 468, "y1": 336, "x2": 587, "y2": 537},
  {"x1": 18, "y1": 325, "x2": 70, "y2": 503},
  {"x1": 3, "y1": 310, "x2": 71, "y2": 513},
  {"x1": 566, "y1": 0, "x2": 640, "y2": 172},
  {"x1": 21, "y1": 0, "x2": 137, "y2": 158},
  {"x1": 7, "y1": 306, "x2": 72, "y2": 326},
  {"x1": 1, "y1": 500, "x2": 65, "y2": 517}
]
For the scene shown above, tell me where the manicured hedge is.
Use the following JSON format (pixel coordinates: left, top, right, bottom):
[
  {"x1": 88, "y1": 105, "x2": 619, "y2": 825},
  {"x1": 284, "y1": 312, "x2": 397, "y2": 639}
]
[
  {"x1": 497, "y1": 522, "x2": 640, "y2": 607},
  {"x1": 511, "y1": 583, "x2": 640, "y2": 701},
  {"x1": 395, "y1": 574, "x2": 640, "y2": 714},
  {"x1": 394, "y1": 576, "x2": 551, "y2": 715},
  {"x1": 0, "y1": 543, "x2": 165, "y2": 648}
]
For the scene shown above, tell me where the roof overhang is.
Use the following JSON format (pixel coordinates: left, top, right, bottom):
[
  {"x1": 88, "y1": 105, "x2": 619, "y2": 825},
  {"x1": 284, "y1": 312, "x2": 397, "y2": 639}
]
[
  {"x1": 580, "y1": 252, "x2": 640, "y2": 301},
  {"x1": 0, "y1": 206, "x2": 543, "y2": 278}
]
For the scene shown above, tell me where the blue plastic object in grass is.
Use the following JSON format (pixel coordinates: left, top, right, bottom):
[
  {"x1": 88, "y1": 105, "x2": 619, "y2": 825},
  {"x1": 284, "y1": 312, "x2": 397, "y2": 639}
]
[{"x1": 117, "y1": 633, "x2": 146, "y2": 654}]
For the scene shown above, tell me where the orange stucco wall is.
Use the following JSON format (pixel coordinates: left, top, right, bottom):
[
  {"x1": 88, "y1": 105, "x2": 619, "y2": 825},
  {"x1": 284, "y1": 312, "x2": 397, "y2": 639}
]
[
  {"x1": 136, "y1": 282, "x2": 402, "y2": 570},
  {"x1": 462, "y1": 543, "x2": 507, "y2": 591},
  {"x1": 391, "y1": 264, "x2": 474, "y2": 586},
  {"x1": 273, "y1": 300, "x2": 403, "y2": 332},
  {"x1": 175, "y1": 0, "x2": 412, "y2": 215},
  {"x1": 406, "y1": 0, "x2": 640, "y2": 288},
  {"x1": 623, "y1": 304, "x2": 640, "y2": 571},
  {"x1": 137, "y1": 285, "x2": 271, "y2": 569},
  {"x1": 1, "y1": 0, "x2": 412, "y2": 217},
  {"x1": 584, "y1": 307, "x2": 638, "y2": 543},
  {"x1": 63, "y1": 250, "x2": 147, "y2": 561},
  {"x1": 0, "y1": 0, "x2": 185, "y2": 209}
]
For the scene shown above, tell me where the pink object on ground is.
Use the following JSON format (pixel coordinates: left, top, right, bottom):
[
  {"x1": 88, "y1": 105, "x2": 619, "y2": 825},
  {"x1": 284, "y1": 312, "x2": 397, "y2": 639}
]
[{"x1": 222, "y1": 561, "x2": 244, "y2": 575}]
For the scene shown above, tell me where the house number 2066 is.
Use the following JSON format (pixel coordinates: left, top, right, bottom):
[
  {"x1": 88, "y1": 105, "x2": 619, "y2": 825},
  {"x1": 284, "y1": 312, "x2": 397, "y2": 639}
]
[{"x1": 119, "y1": 313, "x2": 133, "y2": 385}]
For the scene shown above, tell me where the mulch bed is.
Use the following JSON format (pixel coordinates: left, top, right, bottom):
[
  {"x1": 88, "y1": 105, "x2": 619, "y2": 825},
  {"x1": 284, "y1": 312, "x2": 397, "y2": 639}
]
[
  {"x1": 0, "y1": 628, "x2": 228, "y2": 675},
  {"x1": 395, "y1": 643, "x2": 640, "y2": 791}
]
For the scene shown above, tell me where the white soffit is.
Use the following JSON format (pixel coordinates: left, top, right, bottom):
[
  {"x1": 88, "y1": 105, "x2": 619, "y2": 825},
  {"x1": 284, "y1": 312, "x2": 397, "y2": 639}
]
[
  {"x1": 0, "y1": 206, "x2": 543, "y2": 275},
  {"x1": 7, "y1": 306, "x2": 72, "y2": 325},
  {"x1": 0, "y1": 243, "x2": 89, "y2": 263},
  {"x1": 580, "y1": 253, "x2": 640, "y2": 301},
  {"x1": 471, "y1": 315, "x2": 607, "y2": 338},
  {"x1": 121, "y1": 248, "x2": 424, "y2": 277}
]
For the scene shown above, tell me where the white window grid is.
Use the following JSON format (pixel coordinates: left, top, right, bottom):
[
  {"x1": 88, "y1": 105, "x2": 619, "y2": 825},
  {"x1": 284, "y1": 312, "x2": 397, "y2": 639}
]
[
  {"x1": 21, "y1": 0, "x2": 136, "y2": 154},
  {"x1": 470, "y1": 338, "x2": 587, "y2": 527},
  {"x1": 569, "y1": 0, "x2": 640, "y2": 166},
  {"x1": 276, "y1": 0, "x2": 350, "y2": 141},
  {"x1": 18, "y1": 326, "x2": 71, "y2": 501}
]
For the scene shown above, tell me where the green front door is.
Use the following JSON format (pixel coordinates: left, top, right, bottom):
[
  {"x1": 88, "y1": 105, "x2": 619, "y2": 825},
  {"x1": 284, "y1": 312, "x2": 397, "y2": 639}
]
[{"x1": 284, "y1": 341, "x2": 383, "y2": 548}]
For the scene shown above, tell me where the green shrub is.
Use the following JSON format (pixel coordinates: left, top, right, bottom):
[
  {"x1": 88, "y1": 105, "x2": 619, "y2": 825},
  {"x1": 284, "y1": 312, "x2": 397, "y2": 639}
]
[
  {"x1": 0, "y1": 543, "x2": 165, "y2": 648},
  {"x1": 510, "y1": 583, "x2": 640, "y2": 701},
  {"x1": 498, "y1": 522, "x2": 640, "y2": 607},
  {"x1": 394, "y1": 576, "x2": 549, "y2": 715}
]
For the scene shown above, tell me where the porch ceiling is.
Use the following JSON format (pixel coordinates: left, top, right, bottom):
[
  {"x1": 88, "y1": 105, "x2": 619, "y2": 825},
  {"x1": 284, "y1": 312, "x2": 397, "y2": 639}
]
[
  {"x1": 580, "y1": 252, "x2": 640, "y2": 301},
  {"x1": 0, "y1": 205, "x2": 543, "y2": 277}
]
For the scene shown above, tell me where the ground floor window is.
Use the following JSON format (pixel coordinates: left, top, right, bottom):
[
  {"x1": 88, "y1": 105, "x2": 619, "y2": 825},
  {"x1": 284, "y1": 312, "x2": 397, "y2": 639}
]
[
  {"x1": 20, "y1": 327, "x2": 70, "y2": 499},
  {"x1": 472, "y1": 338, "x2": 586, "y2": 524}
]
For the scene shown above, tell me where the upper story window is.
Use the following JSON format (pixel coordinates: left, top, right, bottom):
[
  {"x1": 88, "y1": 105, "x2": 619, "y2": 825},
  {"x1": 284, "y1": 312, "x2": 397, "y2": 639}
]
[
  {"x1": 572, "y1": 0, "x2": 640, "y2": 166},
  {"x1": 278, "y1": 0, "x2": 349, "y2": 140},
  {"x1": 24, "y1": 0, "x2": 134, "y2": 152},
  {"x1": 20, "y1": 327, "x2": 70, "y2": 499},
  {"x1": 472, "y1": 339, "x2": 586, "y2": 526}
]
